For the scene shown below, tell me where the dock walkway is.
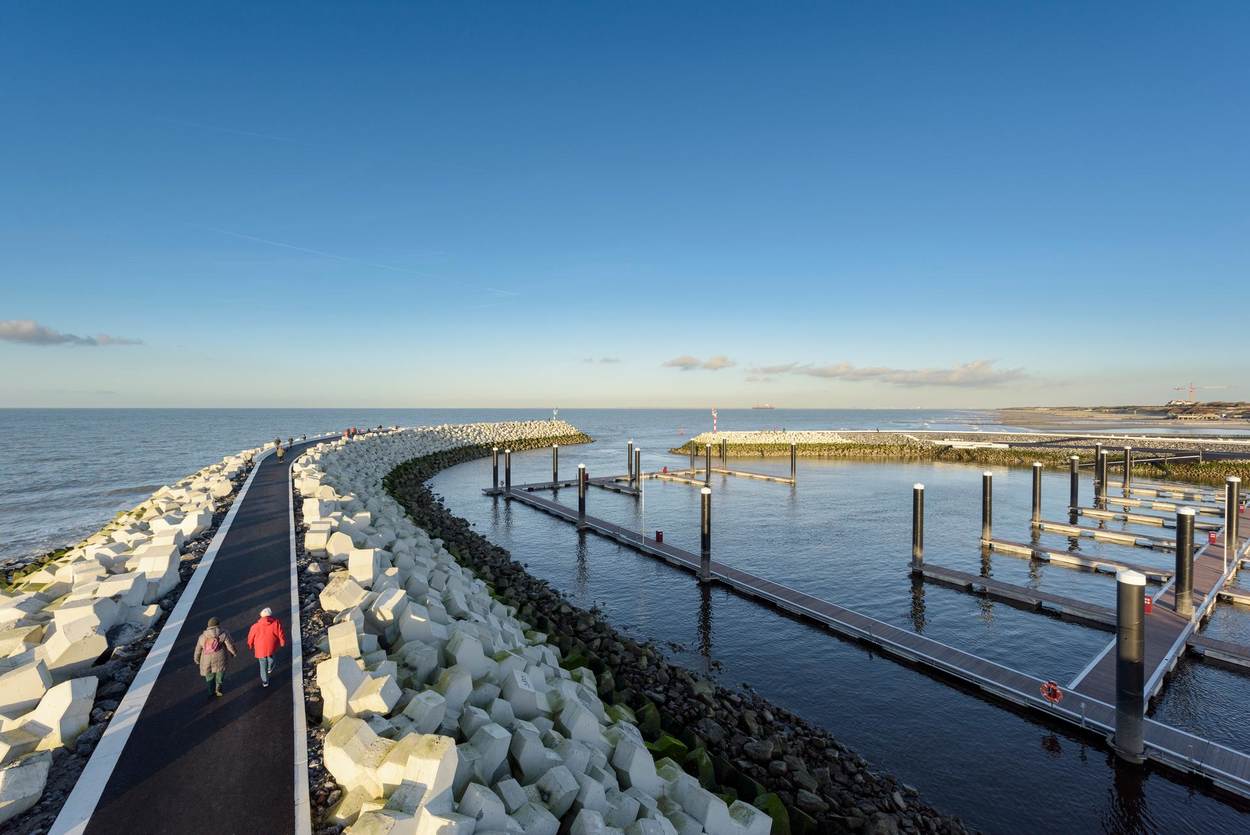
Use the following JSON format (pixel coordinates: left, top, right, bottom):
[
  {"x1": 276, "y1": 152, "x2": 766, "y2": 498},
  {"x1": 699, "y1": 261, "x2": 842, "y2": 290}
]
[{"x1": 493, "y1": 486, "x2": 1250, "y2": 797}]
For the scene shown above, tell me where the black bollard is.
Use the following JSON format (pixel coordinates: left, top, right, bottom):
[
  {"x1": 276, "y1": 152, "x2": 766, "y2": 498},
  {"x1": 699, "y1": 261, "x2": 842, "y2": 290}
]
[
  {"x1": 790, "y1": 442, "x2": 797, "y2": 483},
  {"x1": 699, "y1": 487, "x2": 712, "y2": 582},
  {"x1": 634, "y1": 448, "x2": 642, "y2": 490},
  {"x1": 1069, "y1": 456, "x2": 1080, "y2": 510},
  {"x1": 552, "y1": 444, "x2": 559, "y2": 484},
  {"x1": 1113, "y1": 569, "x2": 1146, "y2": 762},
  {"x1": 705, "y1": 443, "x2": 712, "y2": 485},
  {"x1": 504, "y1": 449, "x2": 512, "y2": 494},
  {"x1": 1032, "y1": 462, "x2": 1043, "y2": 525},
  {"x1": 1226, "y1": 476, "x2": 1242, "y2": 568},
  {"x1": 1175, "y1": 508, "x2": 1195, "y2": 617},
  {"x1": 577, "y1": 464, "x2": 587, "y2": 521},
  {"x1": 627, "y1": 440, "x2": 634, "y2": 482},
  {"x1": 981, "y1": 472, "x2": 993, "y2": 543},
  {"x1": 1096, "y1": 448, "x2": 1108, "y2": 507},
  {"x1": 720, "y1": 438, "x2": 727, "y2": 464},
  {"x1": 912, "y1": 484, "x2": 925, "y2": 567},
  {"x1": 1123, "y1": 446, "x2": 1133, "y2": 492},
  {"x1": 689, "y1": 442, "x2": 695, "y2": 470},
  {"x1": 491, "y1": 447, "x2": 499, "y2": 490}
]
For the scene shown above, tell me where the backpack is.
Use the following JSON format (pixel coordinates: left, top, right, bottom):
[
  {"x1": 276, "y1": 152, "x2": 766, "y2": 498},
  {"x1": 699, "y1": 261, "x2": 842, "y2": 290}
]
[{"x1": 204, "y1": 631, "x2": 222, "y2": 653}]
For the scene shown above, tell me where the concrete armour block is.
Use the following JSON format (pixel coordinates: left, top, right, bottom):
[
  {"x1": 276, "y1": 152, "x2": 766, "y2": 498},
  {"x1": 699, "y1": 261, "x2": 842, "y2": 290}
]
[
  {"x1": 679, "y1": 786, "x2": 731, "y2": 833},
  {"x1": 348, "y1": 674, "x2": 402, "y2": 716},
  {"x1": 0, "y1": 750, "x2": 52, "y2": 825},
  {"x1": 444, "y1": 630, "x2": 492, "y2": 680},
  {"x1": 399, "y1": 605, "x2": 450, "y2": 647},
  {"x1": 468, "y1": 722, "x2": 511, "y2": 784},
  {"x1": 402, "y1": 734, "x2": 458, "y2": 812},
  {"x1": 403, "y1": 690, "x2": 447, "y2": 734},
  {"x1": 317, "y1": 656, "x2": 368, "y2": 721},
  {"x1": 512, "y1": 802, "x2": 559, "y2": 835},
  {"x1": 572, "y1": 771, "x2": 608, "y2": 816},
  {"x1": 500, "y1": 670, "x2": 546, "y2": 722},
  {"x1": 0, "y1": 729, "x2": 40, "y2": 767},
  {"x1": 433, "y1": 665, "x2": 473, "y2": 713},
  {"x1": 329, "y1": 621, "x2": 364, "y2": 658},
  {"x1": 45, "y1": 628, "x2": 108, "y2": 681},
  {"x1": 94, "y1": 572, "x2": 147, "y2": 609},
  {"x1": 53, "y1": 597, "x2": 119, "y2": 639},
  {"x1": 349, "y1": 548, "x2": 385, "y2": 589},
  {"x1": 0, "y1": 627, "x2": 43, "y2": 662},
  {"x1": 493, "y1": 777, "x2": 528, "y2": 814},
  {"x1": 459, "y1": 782, "x2": 509, "y2": 830},
  {"x1": 556, "y1": 702, "x2": 607, "y2": 752},
  {"x1": 727, "y1": 801, "x2": 771, "y2": 835},
  {"x1": 28, "y1": 676, "x2": 96, "y2": 750},
  {"x1": 611, "y1": 741, "x2": 660, "y2": 798},
  {"x1": 604, "y1": 788, "x2": 640, "y2": 828},
  {"x1": 327, "y1": 531, "x2": 356, "y2": 564},
  {"x1": 534, "y1": 764, "x2": 579, "y2": 818},
  {"x1": 414, "y1": 808, "x2": 476, "y2": 834},
  {"x1": 570, "y1": 809, "x2": 607, "y2": 835},
  {"x1": 322, "y1": 575, "x2": 369, "y2": 613},
  {"x1": 324, "y1": 716, "x2": 397, "y2": 799}
]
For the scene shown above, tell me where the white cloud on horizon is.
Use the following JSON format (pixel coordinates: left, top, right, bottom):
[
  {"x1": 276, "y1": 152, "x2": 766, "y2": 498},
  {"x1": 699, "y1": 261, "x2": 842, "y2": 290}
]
[
  {"x1": 0, "y1": 319, "x2": 143, "y2": 347},
  {"x1": 747, "y1": 359, "x2": 1025, "y2": 387},
  {"x1": 663, "y1": 354, "x2": 737, "y2": 371}
]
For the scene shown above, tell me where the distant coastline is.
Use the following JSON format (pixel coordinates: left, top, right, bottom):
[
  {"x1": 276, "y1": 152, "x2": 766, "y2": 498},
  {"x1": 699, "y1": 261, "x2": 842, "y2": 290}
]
[{"x1": 999, "y1": 403, "x2": 1250, "y2": 431}]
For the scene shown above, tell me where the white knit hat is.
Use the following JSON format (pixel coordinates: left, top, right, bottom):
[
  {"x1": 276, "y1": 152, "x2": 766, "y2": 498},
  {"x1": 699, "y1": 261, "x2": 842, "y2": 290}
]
[{"x1": 260, "y1": 607, "x2": 272, "y2": 617}]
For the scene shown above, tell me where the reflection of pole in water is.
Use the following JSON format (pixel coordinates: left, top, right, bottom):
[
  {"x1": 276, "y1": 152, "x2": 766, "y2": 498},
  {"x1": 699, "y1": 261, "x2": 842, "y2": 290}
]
[
  {"x1": 909, "y1": 575, "x2": 926, "y2": 634},
  {"x1": 698, "y1": 583, "x2": 713, "y2": 671},
  {"x1": 980, "y1": 543, "x2": 992, "y2": 579},
  {"x1": 1103, "y1": 758, "x2": 1147, "y2": 834},
  {"x1": 1040, "y1": 733, "x2": 1062, "y2": 758},
  {"x1": 575, "y1": 530, "x2": 590, "y2": 595}
]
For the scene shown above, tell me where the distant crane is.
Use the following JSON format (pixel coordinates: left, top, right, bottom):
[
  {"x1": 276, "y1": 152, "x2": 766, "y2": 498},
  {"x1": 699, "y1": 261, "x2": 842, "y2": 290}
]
[{"x1": 1170, "y1": 383, "x2": 1228, "y2": 403}]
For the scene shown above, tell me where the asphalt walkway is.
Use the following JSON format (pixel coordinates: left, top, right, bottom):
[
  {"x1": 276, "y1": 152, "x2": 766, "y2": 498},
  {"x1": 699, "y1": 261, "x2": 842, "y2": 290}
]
[{"x1": 83, "y1": 442, "x2": 313, "y2": 835}]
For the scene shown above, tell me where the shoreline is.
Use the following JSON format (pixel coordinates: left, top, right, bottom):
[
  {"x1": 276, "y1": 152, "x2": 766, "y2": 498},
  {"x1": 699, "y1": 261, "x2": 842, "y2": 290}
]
[
  {"x1": 673, "y1": 431, "x2": 1250, "y2": 489},
  {"x1": 290, "y1": 423, "x2": 968, "y2": 833}
]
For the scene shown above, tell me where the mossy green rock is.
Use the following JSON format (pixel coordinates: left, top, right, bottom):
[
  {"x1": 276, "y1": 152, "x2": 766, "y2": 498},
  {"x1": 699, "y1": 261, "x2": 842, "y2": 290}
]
[
  {"x1": 686, "y1": 746, "x2": 716, "y2": 790},
  {"x1": 645, "y1": 733, "x2": 688, "y2": 762},
  {"x1": 636, "y1": 701, "x2": 662, "y2": 740},
  {"x1": 753, "y1": 793, "x2": 790, "y2": 835}
]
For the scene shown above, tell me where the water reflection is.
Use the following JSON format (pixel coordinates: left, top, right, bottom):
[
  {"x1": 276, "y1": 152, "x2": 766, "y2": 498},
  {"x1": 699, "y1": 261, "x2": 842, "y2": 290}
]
[
  {"x1": 1103, "y1": 759, "x2": 1150, "y2": 835},
  {"x1": 909, "y1": 575, "x2": 926, "y2": 634},
  {"x1": 575, "y1": 532, "x2": 590, "y2": 596},
  {"x1": 698, "y1": 583, "x2": 714, "y2": 673}
]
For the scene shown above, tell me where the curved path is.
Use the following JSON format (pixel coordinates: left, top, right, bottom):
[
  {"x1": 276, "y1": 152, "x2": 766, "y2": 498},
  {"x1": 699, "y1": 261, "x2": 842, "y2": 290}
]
[{"x1": 53, "y1": 440, "x2": 318, "y2": 835}]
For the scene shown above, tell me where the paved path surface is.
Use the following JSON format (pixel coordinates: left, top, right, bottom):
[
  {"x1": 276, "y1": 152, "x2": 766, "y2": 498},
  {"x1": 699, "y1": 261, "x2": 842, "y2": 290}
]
[{"x1": 84, "y1": 442, "x2": 314, "y2": 835}]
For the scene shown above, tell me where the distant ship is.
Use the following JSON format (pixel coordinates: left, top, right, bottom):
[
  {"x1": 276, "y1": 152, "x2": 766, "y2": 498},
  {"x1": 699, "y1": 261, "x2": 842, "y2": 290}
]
[{"x1": 752, "y1": 403, "x2": 776, "y2": 410}]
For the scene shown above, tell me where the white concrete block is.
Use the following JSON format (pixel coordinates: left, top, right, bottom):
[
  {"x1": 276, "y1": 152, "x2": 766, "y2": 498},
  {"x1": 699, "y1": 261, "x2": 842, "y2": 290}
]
[
  {"x1": 468, "y1": 723, "x2": 511, "y2": 784},
  {"x1": 728, "y1": 801, "x2": 771, "y2": 835},
  {"x1": 348, "y1": 674, "x2": 402, "y2": 717},
  {"x1": 402, "y1": 734, "x2": 458, "y2": 812},
  {"x1": 321, "y1": 575, "x2": 369, "y2": 613},
  {"x1": 0, "y1": 750, "x2": 51, "y2": 826},
  {"x1": 324, "y1": 716, "x2": 397, "y2": 799},
  {"x1": 444, "y1": 630, "x2": 492, "y2": 681},
  {"x1": 327, "y1": 531, "x2": 356, "y2": 563},
  {"x1": 27, "y1": 676, "x2": 96, "y2": 750},
  {"x1": 512, "y1": 802, "x2": 559, "y2": 835},
  {"x1": 318, "y1": 656, "x2": 368, "y2": 721},
  {"x1": 611, "y1": 741, "x2": 660, "y2": 798},
  {"x1": 493, "y1": 777, "x2": 528, "y2": 814},
  {"x1": 44, "y1": 628, "x2": 108, "y2": 681},
  {"x1": 534, "y1": 764, "x2": 579, "y2": 818},
  {"x1": 403, "y1": 690, "x2": 447, "y2": 734},
  {"x1": 433, "y1": 665, "x2": 473, "y2": 713},
  {"x1": 329, "y1": 621, "x2": 363, "y2": 658},
  {"x1": 414, "y1": 808, "x2": 476, "y2": 835}
]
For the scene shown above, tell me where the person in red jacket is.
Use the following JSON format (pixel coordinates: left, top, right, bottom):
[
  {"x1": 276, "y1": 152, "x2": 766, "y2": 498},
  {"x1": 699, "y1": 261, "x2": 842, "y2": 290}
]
[{"x1": 247, "y1": 607, "x2": 287, "y2": 687}]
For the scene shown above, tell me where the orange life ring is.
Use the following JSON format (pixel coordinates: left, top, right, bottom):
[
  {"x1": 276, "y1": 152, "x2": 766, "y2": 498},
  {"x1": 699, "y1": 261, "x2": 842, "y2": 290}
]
[{"x1": 1040, "y1": 681, "x2": 1063, "y2": 704}]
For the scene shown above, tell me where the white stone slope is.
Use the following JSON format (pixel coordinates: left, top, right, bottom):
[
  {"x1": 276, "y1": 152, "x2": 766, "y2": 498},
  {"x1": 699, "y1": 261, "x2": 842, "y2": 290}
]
[
  {"x1": 0, "y1": 446, "x2": 262, "y2": 825},
  {"x1": 297, "y1": 421, "x2": 772, "y2": 835}
]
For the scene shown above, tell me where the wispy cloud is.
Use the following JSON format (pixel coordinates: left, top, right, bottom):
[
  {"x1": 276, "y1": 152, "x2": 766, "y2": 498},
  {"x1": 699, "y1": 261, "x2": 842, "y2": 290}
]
[
  {"x1": 154, "y1": 116, "x2": 302, "y2": 145},
  {"x1": 662, "y1": 355, "x2": 737, "y2": 372},
  {"x1": 583, "y1": 357, "x2": 621, "y2": 364},
  {"x1": 747, "y1": 359, "x2": 1025, "y2": 387},
  {"x1": 0, "y1": 320, "x2": 142, "y2": 347}
]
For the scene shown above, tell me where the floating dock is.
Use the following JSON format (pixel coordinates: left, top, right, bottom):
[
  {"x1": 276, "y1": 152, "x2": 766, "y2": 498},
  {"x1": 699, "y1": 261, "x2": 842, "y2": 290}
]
[{"x1": 987, "y1": 538, "x2": 1173, "y2": 582}]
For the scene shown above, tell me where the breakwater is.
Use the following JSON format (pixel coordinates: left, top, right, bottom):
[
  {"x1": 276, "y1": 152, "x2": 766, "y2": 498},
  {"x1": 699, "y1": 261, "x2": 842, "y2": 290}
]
[
  {"x1": 0, "y1": 445, "x2": 263, "y2": 832},
  {"x1": 674, "y1": 431, "x2": 1250, "y2": 489},
  {"x1": 290, "y1": 422, "x2": 967, "y2": 833}
]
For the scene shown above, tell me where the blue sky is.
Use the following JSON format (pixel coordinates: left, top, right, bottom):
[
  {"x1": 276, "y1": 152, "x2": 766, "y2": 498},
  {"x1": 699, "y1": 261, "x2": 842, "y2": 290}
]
[{"x1": 1, "y1": 2, "x2": 1247, "y2": 407}]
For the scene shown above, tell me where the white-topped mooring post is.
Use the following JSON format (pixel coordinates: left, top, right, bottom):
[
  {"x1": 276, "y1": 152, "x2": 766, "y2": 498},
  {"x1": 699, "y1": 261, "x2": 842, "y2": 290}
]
[
  {"x1": 912, "y1": 484, "x2": 925, "y2": 568},
  {"x1": 577, "y1": 464, "x2": 587, "y2": 521},
  {"x1": 552, "y1": 444, "x2": 559, "y2": 484},
  {"x1": 1069, "y1": 456, "x2": 1080, "y2": 510},
  {"x1": 720, "y1": 438, "x2": 727, "y2": 464},
  {"x1": 1122, "y1": 446, "x2": 1133, "y2": 493},
  {"x1": 1175, "y1": 508, "x2": 1195, "y2": 618},
  {"x1": 790, "y1": 442, "x2": 797, "y2": 483},
  {"x1": 705, "y1": 443, "x2": 712, "y2": 485},
  {"x1": 981, "y1": 472, "x2": 993, "y2": 543},
  {"x1": 1114, "y1": 568, "x2": 1147, "y2": 763},
  {"x1": 1226, "y1": 476, "x2": 1242, "y2": 571},
  {"x1": 627, "y1": 440, "x2": 634, "y2": 481},
  {"x1": 504, "y1": 449, "x2": 512, "y2": 494},
  {"x1": 1031, "y1": 462, "x2": 1043, "y2": 525},
  {"x1": 491, "y1": 447, "x2": 499, "y2": 490},
  {"x1": 689, "y1": 442, "x2": 695, "y2": 469},
  {"x1": 699, "y1": 487, "x2": 712, "y2": 583},
  {"x1": 633, "y1": 448, "x2": 642, "y2": 490},
  {"x1": 1095, "y1": 444, "x2": 1106, "y2": 506}
]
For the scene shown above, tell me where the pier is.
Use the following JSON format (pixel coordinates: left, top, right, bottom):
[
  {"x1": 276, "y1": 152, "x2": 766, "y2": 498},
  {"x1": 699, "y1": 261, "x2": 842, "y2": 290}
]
[{"x1": 485, "y1": 446, "x2": 1250, "y2": 798}]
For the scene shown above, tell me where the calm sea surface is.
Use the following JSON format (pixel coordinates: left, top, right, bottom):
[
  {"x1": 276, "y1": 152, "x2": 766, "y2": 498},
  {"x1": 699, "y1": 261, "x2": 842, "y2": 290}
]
[{"x1": 4, "y1": 408, "x2": 1250, "y2": 831}]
